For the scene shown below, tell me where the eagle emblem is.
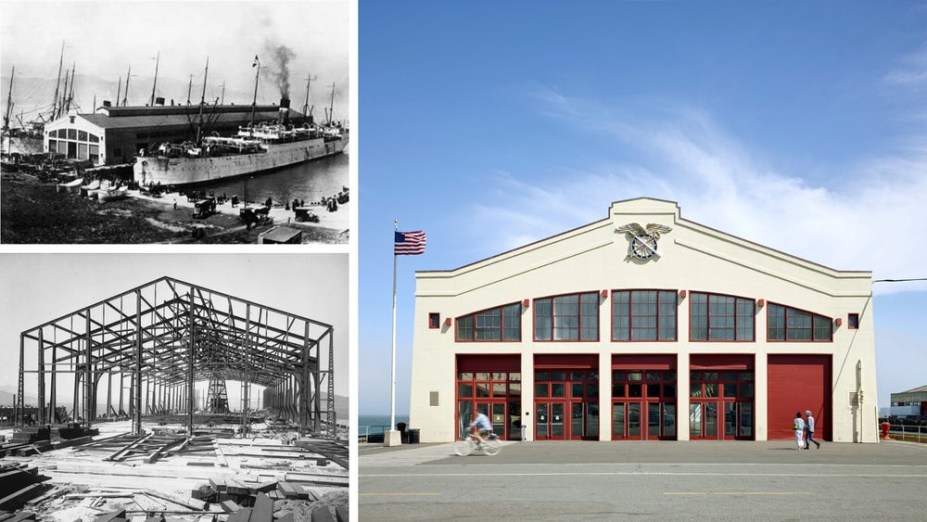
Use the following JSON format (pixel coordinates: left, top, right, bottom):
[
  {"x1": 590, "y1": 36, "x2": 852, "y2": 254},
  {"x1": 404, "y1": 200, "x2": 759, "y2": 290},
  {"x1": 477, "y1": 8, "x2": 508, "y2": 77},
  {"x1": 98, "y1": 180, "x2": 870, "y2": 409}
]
[{"x1": 615, "y1": 223, "x2": 672, "y2": 260}]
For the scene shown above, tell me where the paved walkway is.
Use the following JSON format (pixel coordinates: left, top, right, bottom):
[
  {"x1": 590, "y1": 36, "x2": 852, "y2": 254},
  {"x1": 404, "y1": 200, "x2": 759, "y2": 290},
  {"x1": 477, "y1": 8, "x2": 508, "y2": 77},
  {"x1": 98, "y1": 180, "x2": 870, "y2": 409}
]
[{"x1": 359, "y1": 440, "x2": 927, "y2": 521}]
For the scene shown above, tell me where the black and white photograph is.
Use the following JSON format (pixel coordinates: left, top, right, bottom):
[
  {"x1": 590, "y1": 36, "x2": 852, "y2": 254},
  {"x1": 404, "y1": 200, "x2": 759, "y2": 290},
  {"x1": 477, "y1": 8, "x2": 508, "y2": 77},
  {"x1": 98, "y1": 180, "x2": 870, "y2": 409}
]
[
  {"x1": 0, "y1": 252, "x2": 350, "y2": 518},
  {"x1": 1, "y1": 1, "x2": 351, "y2": 244}
]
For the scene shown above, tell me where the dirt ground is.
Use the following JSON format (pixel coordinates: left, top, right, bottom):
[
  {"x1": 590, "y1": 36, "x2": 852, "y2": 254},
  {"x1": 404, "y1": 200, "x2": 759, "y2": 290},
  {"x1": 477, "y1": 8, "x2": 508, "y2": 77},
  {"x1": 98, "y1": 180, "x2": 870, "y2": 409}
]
[{"x1": 1, "y1": 172, "x2": 349, "y2": 244}]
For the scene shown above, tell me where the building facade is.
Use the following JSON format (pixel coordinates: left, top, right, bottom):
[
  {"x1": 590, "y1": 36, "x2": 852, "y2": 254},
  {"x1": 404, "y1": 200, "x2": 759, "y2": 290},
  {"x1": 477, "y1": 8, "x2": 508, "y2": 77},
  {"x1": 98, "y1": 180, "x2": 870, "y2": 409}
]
[{"x1": 409, "y1": 198, "x2": 878, "y2": 443}]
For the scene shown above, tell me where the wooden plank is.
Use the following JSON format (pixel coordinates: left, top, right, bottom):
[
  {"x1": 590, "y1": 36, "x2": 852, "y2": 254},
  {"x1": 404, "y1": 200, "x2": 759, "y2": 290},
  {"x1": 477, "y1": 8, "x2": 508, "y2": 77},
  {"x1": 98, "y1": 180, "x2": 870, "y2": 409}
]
[
  {"x1": 310, "y1": 506, "x2": 335, "y2": 522},
  {"x1": 0, "y1": 484, "x2": 44, "y2": 511},
  {"x1": 145, "y1": 437, "x2": 185, "y2": 464},
  {"x1": 104, "y1": 433, "x2": 153, "y2": 462},
  {"x1": 220, "y1": 500, "x2": 240, "y2": 514},
  {"x1": 250, "y1": 493, "x2": 273, "y2": 522},
  {"x1": 228, "y1": 507, "x2": 252, "y2": 522},
  {"x1": 144, "y1": 491, "x2": 203, "y2": 510},
  {"x1": 212, "y1": 440, "x2": 229, "y2": 468},
  {"x1": 91, "y1": 511, "x2": 126, "y2": 522},
  {"x1": 249, "y1": 480, "x2": 278, "y2": 494}
]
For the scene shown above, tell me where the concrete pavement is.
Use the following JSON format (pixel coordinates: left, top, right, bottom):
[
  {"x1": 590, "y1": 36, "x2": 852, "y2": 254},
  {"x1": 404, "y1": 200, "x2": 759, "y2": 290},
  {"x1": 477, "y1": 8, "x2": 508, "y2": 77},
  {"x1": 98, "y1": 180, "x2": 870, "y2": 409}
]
[{"x1": 359, "y1": 439, "x2": 927, "y2": 520}]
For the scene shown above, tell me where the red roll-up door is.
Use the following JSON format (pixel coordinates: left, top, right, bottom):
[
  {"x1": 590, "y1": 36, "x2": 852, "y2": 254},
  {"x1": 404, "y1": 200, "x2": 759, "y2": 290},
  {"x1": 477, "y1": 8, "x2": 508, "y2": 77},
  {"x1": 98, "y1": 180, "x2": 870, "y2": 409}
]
[{"x1": 767, "y1": 355, "x2": 831, "y2": 440}]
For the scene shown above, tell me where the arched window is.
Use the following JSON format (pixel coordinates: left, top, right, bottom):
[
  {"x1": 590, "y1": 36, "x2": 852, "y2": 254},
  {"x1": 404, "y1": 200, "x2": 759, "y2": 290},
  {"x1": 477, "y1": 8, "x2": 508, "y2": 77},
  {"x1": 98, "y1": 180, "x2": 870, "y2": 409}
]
[
  {"x1": 534, "y1": 292, "x2": 599, "y2": 341},
  {"x1": 455, "y1": 302, "x2": 521, "y2": 342},
  {"x1": 690, "y1": 292, "x2": 755, "y2": 341},
  {"x1": 767, "y1": 303, "x2": 832, "y2": 342},
  {"x1": 611, "y1": 289, "x2": 677, "y2": 341}
]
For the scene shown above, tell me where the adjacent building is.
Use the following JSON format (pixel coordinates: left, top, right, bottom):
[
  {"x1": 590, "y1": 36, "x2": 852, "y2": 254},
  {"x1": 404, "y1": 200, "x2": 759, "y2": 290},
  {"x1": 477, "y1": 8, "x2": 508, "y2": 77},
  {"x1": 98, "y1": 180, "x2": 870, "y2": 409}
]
[
  {"x1": 43, "y1": 100, "x2": 307, "y2": 166},
  {"x1": 408, "y1": 198, "x2": 879, "y2": 443},
  {"x1": 889, "y1": 385, "x2": 927, "y2": 417}
]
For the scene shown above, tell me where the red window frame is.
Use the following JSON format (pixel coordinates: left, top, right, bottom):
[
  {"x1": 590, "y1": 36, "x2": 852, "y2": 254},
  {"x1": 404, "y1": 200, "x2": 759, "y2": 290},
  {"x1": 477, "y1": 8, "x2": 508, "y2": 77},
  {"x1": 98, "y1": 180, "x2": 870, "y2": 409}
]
[
  {"x1": 847, "y1": 313, "x2": 859, "y2": 330},
  {"x1": 455, "y1": 302, "x2": 522, "y2": 342},
  {"x1": 428, "y1": 312, "x2": 440, "y2": 329},
  {"x1": 611, "y1": 289, "x2": 678, "y2": 342},
  {"x1": 689, "y1": 291, "x2": 756, "y2": 342},
  {"x1": 533, "y1": 291, "x2": 600, "y2": 342},
  {"x1": 767, "y1": 302, "x2": 833, "y2": 342}
]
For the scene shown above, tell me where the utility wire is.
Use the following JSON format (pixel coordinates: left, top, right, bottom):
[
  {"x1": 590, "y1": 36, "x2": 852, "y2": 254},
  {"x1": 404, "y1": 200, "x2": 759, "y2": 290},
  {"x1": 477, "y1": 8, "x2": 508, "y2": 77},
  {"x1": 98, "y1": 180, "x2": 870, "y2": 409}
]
[{"x1": 873, "y1": 278, "x2": 927, "y2": 283}]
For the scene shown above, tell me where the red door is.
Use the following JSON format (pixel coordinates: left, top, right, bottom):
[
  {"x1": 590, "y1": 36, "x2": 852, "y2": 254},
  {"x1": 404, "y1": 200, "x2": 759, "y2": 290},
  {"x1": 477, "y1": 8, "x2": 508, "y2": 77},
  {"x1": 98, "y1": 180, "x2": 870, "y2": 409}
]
[{"x1": 767, "y1": 355, "x2": 831, "y2": 440}]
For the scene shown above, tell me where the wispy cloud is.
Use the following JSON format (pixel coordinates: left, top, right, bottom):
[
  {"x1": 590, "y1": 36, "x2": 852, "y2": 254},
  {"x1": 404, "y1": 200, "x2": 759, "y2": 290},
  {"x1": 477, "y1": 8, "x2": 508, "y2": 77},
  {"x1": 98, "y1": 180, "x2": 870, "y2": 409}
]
[
  {"x1": 464, "y1": 86, "x2": 927, "y2": 294},
  {"x1": 883, "y1": 43, "x2": 927, "y2": 88}
]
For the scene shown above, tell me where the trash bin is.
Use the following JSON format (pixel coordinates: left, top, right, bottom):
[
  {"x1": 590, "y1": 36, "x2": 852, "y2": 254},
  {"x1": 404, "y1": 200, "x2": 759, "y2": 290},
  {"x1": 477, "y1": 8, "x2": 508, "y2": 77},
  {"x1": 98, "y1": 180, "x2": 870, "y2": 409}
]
[
  {"x1": 408, "y1": 428, "x2": 420, "y2": 444},
  {"x1": 881, "y1": 421, "x2": 891, "y2": 440}
]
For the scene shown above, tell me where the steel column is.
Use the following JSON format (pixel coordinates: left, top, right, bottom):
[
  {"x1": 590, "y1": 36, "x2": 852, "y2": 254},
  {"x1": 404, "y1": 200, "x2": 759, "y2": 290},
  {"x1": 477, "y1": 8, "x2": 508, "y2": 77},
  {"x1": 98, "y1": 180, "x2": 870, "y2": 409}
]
[
  {"x1": 84, "y1": 309, "x2": 92, "y2": 428},
  {"x1": 50, "y1": 342, "x2": 57, "y2": 423},
  {"x1": 17, "y1": 334, "x2": 24, "y2": 426},
  {"x1": 37, "y1": 329, "x2": 45, "y2": 424},
  {"x1": 133, "y1": 291, "x2": 142, "y2": 434},
  {"x1": 187, "y1": 289, "x2": 195, "y2": 436}
]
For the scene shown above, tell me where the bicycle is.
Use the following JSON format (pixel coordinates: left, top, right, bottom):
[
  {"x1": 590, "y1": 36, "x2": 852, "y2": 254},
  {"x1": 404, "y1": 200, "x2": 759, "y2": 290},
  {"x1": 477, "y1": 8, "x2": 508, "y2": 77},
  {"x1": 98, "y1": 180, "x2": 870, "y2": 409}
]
[{"x1": 453, "y1": 432, "x2": 501, "y2": 456}]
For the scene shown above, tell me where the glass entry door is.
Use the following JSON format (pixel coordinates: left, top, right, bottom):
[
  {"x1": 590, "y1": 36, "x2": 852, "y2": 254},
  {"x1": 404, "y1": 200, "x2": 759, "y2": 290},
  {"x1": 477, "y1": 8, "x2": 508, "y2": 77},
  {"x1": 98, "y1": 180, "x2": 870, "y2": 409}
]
[{"x1": 535, "y1": 401, "x2": 566, "y2": 440}]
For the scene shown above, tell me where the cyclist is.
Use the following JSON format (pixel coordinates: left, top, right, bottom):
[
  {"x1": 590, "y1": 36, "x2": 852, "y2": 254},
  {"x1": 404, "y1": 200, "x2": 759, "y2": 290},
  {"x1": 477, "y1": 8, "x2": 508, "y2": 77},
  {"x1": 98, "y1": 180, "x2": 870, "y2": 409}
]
[{"x1": 470, "y1": 411, "x2": 492, "y2": 445}]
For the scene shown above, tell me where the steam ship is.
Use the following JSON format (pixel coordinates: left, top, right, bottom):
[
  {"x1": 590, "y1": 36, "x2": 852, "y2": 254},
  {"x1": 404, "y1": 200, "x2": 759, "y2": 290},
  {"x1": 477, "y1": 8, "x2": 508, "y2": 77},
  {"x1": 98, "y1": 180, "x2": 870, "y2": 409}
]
[
  {"x1": 133, "y1": 58, "x2": 348, "y2": 187},
  {"x1": 134, "y1": 107, "x2": 347, "y2": 186}
]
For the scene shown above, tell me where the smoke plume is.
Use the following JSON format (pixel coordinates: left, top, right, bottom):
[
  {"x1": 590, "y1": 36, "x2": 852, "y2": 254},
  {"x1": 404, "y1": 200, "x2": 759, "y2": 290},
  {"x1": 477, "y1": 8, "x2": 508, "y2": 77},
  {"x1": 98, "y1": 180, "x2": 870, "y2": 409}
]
[{"x1": 261, "y1": 42, "x2": 296, "y2": 99}]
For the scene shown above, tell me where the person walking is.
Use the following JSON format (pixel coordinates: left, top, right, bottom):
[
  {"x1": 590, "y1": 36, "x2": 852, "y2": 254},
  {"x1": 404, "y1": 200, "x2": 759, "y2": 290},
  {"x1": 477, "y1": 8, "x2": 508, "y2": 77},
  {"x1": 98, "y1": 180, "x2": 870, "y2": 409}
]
[
  {"x1": 793, "y1": 411, "x2": 805, "y2": 450},
  {"x1": 805, "y1": 410, "x2": 821, "y2": 449}
]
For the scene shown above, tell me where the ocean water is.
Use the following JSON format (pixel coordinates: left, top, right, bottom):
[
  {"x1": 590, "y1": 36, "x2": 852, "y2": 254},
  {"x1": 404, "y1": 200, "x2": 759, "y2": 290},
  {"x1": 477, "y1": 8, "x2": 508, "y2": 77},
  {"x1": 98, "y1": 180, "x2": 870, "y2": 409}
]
[
  {"x1": 192, "y1": 151, "x2": 348, "y2": 208},
  {"x1": 359, "y1": 414, "x2": 409, "y2": 434}
]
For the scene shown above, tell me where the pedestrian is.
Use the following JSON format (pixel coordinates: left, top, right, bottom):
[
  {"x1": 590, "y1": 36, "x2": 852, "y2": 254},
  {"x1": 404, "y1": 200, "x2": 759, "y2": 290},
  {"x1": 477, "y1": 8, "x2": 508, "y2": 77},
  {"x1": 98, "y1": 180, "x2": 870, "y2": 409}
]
[
  {"x1": 793, "y1": 411, "x2": 805, "y2": 450},
  {"x1": 805, "y1": 410, "x2": 821, "y2": 449}
]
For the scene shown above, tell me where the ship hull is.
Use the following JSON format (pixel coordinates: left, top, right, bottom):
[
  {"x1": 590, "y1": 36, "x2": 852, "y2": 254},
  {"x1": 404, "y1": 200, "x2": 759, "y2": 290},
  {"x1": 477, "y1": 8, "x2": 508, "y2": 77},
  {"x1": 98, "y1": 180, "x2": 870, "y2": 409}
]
[{"x1": 133, "y1": 137, "x2": 347, "y2": 187}]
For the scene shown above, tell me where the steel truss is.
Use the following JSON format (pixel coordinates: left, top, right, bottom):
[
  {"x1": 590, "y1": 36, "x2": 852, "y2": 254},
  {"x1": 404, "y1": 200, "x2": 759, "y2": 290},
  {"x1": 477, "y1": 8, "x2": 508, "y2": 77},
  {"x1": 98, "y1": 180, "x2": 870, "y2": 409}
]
[{"x1": 16, "y1": 276, "x2": 336, "y2": 437}]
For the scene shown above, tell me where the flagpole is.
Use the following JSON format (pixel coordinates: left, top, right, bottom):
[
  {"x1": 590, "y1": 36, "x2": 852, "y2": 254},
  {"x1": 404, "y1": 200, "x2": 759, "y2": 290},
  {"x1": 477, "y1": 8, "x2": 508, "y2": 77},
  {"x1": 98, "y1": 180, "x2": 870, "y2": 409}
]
[{"x1": 390, "y1": 219, "x2": 398, "y2": 438}]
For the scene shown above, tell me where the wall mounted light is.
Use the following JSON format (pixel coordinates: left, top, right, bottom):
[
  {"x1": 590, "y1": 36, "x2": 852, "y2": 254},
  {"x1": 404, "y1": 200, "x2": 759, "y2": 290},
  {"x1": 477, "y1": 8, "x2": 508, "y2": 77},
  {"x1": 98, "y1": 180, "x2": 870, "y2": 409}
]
[
  {"x1": 834, "y1": 318, "x2": 842, "y2": 327},
  {"x1": 601, "y1": 289, "x2": 609, "y2": 298},
  {"x1": 523, "y1": 299, "x2": 530, "y2": 308},
  {"x1": 756, "y1": 299, "x2": 765, "y2": 308},
  {"x1": 678, "y1": 290, "x2": 687, "y2": 299},
  {"x1": 444, "y1": 317, "x2": 452, "y2": 327}
]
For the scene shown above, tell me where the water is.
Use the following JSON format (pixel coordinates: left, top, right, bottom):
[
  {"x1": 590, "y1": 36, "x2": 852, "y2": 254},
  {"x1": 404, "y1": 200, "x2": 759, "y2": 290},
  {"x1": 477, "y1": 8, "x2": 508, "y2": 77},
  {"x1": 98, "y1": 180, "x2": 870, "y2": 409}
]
[
  {"x1": 359, "y1": 414, "x2": 409, "y2": 435},
  {"x1": 193, "y1": 151, "x2": 349, "y2": 207}
]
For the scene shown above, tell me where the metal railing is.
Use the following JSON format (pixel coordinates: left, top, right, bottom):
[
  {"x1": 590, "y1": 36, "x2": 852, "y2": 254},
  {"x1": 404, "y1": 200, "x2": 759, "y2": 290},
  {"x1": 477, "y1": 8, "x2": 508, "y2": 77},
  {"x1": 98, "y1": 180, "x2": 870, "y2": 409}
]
[
  {"x1": 358, "y1": 424, "x2": 390, "y2": 443},
  {"x1": 887, "y1": 423, "x2": 927, "y2": 444}
]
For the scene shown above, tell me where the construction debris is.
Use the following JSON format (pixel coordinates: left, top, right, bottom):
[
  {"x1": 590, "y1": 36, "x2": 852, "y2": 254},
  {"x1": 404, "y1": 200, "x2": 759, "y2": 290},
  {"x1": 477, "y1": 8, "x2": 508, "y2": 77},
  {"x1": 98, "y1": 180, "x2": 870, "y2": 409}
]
[{"x1": 0, "y1": 418, "x2": 349, "y2": 521}]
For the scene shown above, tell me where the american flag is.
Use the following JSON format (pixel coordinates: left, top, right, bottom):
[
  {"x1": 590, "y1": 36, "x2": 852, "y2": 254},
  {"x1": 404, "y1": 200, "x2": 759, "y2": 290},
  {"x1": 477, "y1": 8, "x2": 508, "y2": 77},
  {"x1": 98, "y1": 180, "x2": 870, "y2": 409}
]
[{"x1": 395, "y1": 230, "x2": 426, "y2": 255}]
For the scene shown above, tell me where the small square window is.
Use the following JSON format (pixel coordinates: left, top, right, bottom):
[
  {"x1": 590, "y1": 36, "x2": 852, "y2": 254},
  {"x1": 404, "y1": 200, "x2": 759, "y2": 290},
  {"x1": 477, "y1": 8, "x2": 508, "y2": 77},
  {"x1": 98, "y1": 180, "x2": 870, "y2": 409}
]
[
  {"x1": 848, "y1": 313, "x2": 859, "y2": 330},
  {"x1": 428, "y1": 312, "x2": 440, "y2": 329}
]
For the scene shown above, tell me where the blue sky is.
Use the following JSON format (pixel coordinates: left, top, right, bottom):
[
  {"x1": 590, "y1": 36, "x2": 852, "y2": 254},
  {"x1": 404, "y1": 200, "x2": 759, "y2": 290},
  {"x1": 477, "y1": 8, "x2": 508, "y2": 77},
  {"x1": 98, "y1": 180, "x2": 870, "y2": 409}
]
[{"x1": 359, "y1": 1, "x2": 927, "y2": 415}]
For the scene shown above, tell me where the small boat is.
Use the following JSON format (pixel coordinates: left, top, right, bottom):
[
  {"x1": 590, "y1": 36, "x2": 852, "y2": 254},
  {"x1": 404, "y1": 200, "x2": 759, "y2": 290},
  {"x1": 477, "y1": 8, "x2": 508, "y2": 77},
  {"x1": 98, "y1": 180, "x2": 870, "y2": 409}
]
[
  {"x1": 79, "y1": 179, "x2": 101, "y2": 197},
  {"x1": 97, "y1": 185, "x2": 128, "y2": 202},
  {"x1": 56, "y1": 177, "x2": 84, "y2": 194}
]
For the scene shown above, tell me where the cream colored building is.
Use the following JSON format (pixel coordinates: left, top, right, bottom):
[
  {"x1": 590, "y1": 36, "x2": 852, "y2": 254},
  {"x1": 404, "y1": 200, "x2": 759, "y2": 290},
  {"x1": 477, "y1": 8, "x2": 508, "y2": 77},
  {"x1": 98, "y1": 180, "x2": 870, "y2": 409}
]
[{"x1": 408, "y1": 198, "x2": 878, "y2": 443}]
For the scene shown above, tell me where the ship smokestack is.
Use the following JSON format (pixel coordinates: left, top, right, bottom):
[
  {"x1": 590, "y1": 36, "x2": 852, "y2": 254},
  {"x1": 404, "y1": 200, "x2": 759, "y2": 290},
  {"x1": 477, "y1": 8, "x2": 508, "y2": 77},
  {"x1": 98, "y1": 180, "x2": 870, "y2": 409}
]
[
  {"x1": 103, "y1": 100, "x2": 111, "y2": 107},
  {"x1": 155, "y1": 97, "x2": 165, "y2": 106},
  {"x1": 279, "y1": 97, "x2": 290, "y2": 125}
]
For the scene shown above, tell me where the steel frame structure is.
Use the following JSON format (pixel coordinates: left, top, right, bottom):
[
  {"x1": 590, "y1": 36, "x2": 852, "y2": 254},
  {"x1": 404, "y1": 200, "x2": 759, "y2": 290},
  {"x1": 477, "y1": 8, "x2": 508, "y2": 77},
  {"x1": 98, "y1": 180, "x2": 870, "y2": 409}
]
[{"x1": 16, "y1": 276, "x2": 336, "y2": 437}]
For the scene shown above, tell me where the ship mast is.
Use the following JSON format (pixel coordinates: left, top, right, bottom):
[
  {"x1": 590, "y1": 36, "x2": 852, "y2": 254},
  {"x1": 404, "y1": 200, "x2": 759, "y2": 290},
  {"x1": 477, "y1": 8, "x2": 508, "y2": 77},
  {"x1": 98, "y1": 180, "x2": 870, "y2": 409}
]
[
  {"x1": 122, "y1": 65, "x2": 131, "y2": 107},
  {"x1": 196, "y1": 57, "x2": 209, "y2": 143},
  {"x1": 149, "y1": 51, "x2": 160, "y2": 106},
  {"x1": 115, "y1": 76, "x2": 122, "y2": 110},
  {"x1": 51, "y1": 41, "x2": 64, "y2": 120},
  {"x1": 328, "y1": 82, "x2": 335, "y2": 125},
  {"x1": 3, "y1": 66, "x2": 13, "y2": 131},
  {"x1": 186, "y1": 75, "x2": 193, "y2": 105},
  {"x1": 58, "y1": 68, "x2": 69, "y2": 117},
  {"x1": 249, "y1": 56, "x2": 260, "y2": 133},
  {"x1": 220, "y1": 81, "x2": 226, "y2": 105},
  {"x1": 65, "y1": 62, "x2": 76, "y2": 114},
  {"x1": 303, "y1": 75, "x2": 313, "y2": 120}
]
